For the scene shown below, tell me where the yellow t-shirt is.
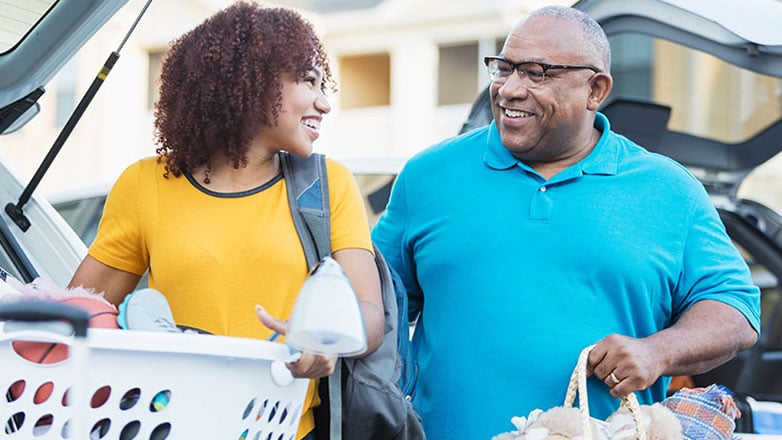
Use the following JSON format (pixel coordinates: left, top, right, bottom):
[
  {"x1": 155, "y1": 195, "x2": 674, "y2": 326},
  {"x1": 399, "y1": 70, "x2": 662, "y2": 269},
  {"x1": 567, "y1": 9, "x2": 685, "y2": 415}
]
[{"x1": 89, "y1": 156, "x2": 373, "y2": 439}]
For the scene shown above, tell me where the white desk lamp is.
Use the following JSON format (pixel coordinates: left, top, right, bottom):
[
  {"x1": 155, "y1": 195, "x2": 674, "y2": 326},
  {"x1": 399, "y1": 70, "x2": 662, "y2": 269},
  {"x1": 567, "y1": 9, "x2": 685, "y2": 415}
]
[{"x1": 285, "y1": 257, "x2": 367, "y2": 357}]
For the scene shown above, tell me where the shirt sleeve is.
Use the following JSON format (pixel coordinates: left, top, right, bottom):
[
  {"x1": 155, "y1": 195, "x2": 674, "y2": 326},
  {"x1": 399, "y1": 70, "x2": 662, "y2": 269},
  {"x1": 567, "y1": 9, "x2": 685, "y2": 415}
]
[
  {"x1": 371, "y1": 165, "x2": 422, "y2": 322},
  {"x1": 88, "y1": 161, "x2": 149, "y2": 275},
  {"x1": 674, "y1": 188, "x2": 761, "y2": 334}
]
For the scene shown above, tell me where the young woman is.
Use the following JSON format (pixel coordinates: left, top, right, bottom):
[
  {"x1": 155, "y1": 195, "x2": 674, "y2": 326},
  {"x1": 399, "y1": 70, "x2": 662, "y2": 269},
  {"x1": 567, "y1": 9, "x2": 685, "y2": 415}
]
[{"x1": 68, "y1": 3, "x2": 383, "y2": 439}]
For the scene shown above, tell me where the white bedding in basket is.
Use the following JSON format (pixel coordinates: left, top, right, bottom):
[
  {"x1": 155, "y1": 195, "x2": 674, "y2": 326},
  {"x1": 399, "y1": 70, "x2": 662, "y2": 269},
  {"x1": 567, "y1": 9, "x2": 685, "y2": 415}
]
[{"x1": 0, "y1": 277, "x2": 19, "y2": 298}]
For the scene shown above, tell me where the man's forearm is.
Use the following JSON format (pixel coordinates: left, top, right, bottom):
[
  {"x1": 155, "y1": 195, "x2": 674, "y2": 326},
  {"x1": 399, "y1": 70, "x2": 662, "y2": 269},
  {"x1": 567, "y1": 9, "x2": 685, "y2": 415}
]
[{"x1": 648, "y1": 299, "x2": 758, "y2": 377}]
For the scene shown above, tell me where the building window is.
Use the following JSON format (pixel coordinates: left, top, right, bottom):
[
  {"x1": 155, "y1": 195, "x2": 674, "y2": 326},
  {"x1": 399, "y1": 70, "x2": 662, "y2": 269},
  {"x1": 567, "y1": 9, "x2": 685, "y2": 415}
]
[
  {"x1": 338, "y1": 53, "x2": 391, "y2": 109},
  {"x1": 438, "y1": 42, "x2": 478, "y2": 106},
  {"x1": 147, "y1": 50, "x2": 165, "y2": 109}
]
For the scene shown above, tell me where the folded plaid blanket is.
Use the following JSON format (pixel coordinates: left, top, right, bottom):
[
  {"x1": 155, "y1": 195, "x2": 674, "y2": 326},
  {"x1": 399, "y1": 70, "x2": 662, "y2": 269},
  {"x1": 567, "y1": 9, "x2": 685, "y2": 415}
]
[{"x1": 663, "y1": 384, "x2": 741, "y2": 440}]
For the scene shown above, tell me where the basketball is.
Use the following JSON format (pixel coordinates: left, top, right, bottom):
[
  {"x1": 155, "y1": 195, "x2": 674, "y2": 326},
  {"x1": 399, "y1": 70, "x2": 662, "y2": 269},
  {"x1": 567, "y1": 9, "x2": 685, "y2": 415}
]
[
  {"x1": 9, "y1": 296, "x2": 119, "y2": 404},
  {"x1": 12, "y1": 296, "x2": 119, "y2": 363},
  {"x1": 61, "y1": 296, "x2": 121, "y2": 330}
]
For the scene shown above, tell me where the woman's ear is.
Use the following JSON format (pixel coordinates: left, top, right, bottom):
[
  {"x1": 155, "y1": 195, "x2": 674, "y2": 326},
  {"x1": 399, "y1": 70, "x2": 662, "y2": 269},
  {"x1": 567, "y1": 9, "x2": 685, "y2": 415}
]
[{"x1": 587, "y1": 72, "x2": 613, "y2": 111}]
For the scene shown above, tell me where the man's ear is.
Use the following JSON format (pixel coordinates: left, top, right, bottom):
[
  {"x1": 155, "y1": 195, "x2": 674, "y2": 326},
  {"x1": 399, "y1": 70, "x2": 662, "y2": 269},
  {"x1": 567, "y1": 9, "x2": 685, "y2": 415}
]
[{"x1": 587, "y1": 73, "x2": 613, "y2": 111}]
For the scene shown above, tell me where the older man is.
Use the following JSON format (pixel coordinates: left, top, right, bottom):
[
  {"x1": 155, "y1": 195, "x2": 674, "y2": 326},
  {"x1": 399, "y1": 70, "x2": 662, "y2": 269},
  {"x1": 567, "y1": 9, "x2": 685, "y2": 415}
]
[{"x1": 372, "y1": 5, "x2": 760, "y2": 439}]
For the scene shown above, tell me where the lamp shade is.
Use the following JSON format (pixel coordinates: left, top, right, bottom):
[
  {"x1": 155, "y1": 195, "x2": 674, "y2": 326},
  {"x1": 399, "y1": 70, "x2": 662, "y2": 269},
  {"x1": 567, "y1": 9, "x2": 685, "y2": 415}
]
[{"x1": 286, "y1": 257, "x2": 367, "y2": 356}]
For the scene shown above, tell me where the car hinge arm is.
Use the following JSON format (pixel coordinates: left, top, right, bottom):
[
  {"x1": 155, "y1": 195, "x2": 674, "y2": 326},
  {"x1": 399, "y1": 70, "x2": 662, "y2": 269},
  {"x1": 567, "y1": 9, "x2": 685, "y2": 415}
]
[{"x1": 5, "y1": 0, "x2": 155, "y2": 233}]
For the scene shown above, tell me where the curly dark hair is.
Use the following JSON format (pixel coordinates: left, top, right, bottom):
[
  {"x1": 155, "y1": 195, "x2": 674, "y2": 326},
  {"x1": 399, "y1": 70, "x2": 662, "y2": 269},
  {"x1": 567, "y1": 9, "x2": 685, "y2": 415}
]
[{"x1": 153, "y1": 1, "x2": 334, "y2": 179}]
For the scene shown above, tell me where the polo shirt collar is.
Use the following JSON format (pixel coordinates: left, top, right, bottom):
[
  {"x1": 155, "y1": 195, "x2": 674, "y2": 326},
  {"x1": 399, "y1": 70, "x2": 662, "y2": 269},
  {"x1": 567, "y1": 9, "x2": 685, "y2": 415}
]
[
  {"x1": 484, "y1": 121, "x2": 517, "y2": 170},
  {"x1": 483, "y1": 112, "x2": 618, "y2": 176},
  {"x1": 581, "y1": 113, "x2": 617, "y2": 176}
]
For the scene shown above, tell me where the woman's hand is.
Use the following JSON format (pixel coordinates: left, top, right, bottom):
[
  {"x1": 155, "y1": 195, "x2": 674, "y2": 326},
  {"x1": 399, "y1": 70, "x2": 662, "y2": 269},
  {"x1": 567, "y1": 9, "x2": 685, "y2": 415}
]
[{"x1": 256, "y1": 305, "x2": 337, "y2": 378}]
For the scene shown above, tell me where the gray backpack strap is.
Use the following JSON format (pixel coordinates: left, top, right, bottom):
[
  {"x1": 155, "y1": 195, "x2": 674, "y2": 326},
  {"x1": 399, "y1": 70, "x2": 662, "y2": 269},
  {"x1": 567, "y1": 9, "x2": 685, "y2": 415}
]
[
  {"x1": 279, "y1": 151, "x2": 343, "y2": 439},
  {"x1": 279, "y1": 151, "x2": 331, "y2": 268}
]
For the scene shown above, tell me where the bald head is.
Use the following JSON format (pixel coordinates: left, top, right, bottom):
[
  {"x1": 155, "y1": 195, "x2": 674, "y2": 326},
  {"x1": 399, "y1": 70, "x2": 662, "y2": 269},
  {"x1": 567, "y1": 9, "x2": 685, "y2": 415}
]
[{"x1": 514, "y1": 5, "x2": 611, "y2": 73}]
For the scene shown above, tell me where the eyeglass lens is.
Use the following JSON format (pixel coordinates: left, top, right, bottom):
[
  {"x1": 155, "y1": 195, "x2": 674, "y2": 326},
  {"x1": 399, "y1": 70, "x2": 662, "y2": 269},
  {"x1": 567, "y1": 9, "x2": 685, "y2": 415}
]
[{"x1": 486, "y1": 59, "x2": 547, "y2": 87}]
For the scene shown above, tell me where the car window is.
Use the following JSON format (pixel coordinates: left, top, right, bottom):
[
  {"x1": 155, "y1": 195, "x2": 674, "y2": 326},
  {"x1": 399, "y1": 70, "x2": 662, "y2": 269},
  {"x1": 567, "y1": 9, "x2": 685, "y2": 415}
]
[
  {"x1": 738, "y1": 242, "x2": 782, "y2": 351},
  {"x1": 609, "y1": 33, "x2": 782, "y2": 145},
  {"x1": 0, "y1": 246, "x2": 21, "y2": 283},
  {"x1": 53, "y1": 196, "x2": 106, "y2": 246},
  {"x1": 355, "y1": 173, "x2": 396, "y2": 226},
  {"x1": 609, "y1": 32, "x2": 782, "y2": 214},
  {"x1": 0, "y1": 1, "x2": 57, "y2": 53},
  {"x1": 740, "y1": 154, "x2": 782, "y2": 215}
]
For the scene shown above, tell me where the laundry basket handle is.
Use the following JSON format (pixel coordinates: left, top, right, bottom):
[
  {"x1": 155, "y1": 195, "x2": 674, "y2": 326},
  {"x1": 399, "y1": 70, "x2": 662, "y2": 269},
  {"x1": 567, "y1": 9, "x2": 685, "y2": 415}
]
[
  {"x1": 564, "y1": 345, "x2": 647, "y2": 440},
  {"x1": 0, "y1": 301, "x2": 90, "y2": 337}
]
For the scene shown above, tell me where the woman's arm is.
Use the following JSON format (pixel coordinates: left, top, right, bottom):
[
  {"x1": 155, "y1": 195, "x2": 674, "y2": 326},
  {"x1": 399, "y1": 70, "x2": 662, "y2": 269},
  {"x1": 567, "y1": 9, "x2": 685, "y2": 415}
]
[
  {"x1": 255, "y1": 246, "x2": 384, "y2": 370},
  {"x1": 332, "y1": 247, "x2": 384, "y2": 356},
  {"x1": 69, "y1": 255, "x2": 142, "y2": 306}
]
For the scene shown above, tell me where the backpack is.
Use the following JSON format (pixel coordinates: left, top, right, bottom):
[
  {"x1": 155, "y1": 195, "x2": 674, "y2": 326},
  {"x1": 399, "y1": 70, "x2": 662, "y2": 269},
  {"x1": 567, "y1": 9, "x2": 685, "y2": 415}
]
[{"x1": 280, "y1": 151, "x2": 425, "y2": 440}]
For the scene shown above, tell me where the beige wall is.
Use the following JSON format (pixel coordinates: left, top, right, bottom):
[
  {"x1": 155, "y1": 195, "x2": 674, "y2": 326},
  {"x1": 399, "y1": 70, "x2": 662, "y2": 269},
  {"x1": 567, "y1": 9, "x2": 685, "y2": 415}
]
[
  {"x1": 2, "y1": 0, "x2": 780, "y2": 212},
  {"x1": 3, "y1": 0, "x2": 554, "y2": 196}
]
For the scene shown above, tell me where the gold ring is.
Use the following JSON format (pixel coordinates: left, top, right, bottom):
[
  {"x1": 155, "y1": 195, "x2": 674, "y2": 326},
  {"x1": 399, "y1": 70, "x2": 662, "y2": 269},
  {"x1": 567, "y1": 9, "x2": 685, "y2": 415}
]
[{"x1": 609, "y1": 372, "x2": 621, "y2": 384}]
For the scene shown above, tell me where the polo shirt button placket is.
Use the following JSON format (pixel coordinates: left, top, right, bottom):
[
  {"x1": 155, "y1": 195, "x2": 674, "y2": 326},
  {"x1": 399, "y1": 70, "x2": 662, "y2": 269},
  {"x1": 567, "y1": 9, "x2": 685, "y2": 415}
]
[{"x1": 530, "y1": 184, "x2": 552, "y2": 221}]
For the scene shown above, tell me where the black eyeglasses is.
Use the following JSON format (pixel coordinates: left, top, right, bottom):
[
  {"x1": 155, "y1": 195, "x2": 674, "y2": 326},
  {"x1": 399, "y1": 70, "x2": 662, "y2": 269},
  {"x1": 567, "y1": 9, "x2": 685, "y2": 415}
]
[{"x1": 484, "y1": 56, "x2": 600, "y2": 88}]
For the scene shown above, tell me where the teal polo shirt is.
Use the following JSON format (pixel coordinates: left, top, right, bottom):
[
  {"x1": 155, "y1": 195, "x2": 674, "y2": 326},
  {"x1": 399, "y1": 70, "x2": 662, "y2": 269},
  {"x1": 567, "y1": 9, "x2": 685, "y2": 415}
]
[{"x1": 372, "y1": 113, "x2": 760, "y2": 440}]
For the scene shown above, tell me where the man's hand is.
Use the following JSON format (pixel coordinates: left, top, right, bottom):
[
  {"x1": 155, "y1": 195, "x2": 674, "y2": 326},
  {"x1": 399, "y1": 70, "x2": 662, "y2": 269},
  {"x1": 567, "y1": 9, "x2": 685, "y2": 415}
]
[
  {"x1": 586, "y1": 300, "x2": 758, "y2": 398},
  {"x1": 587, "y1": 335, "x2": 664, "y2": 397}
]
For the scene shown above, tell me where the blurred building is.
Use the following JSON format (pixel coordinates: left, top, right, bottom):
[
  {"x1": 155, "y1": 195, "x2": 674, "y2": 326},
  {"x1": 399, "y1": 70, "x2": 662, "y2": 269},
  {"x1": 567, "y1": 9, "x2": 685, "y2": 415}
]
[
  {"x1": 2, "y1": 0, "x2": 781, "y2": 211},
  {"x1": 2, "y1": 0, "x2": 572, "y2": 196}
]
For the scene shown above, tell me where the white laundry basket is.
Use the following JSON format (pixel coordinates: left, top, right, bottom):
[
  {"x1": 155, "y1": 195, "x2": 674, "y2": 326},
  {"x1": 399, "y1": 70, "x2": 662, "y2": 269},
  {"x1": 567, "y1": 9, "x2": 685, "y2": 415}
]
[{"x1": 0, "y1": 304, "x2": 308, "y2": 440}]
